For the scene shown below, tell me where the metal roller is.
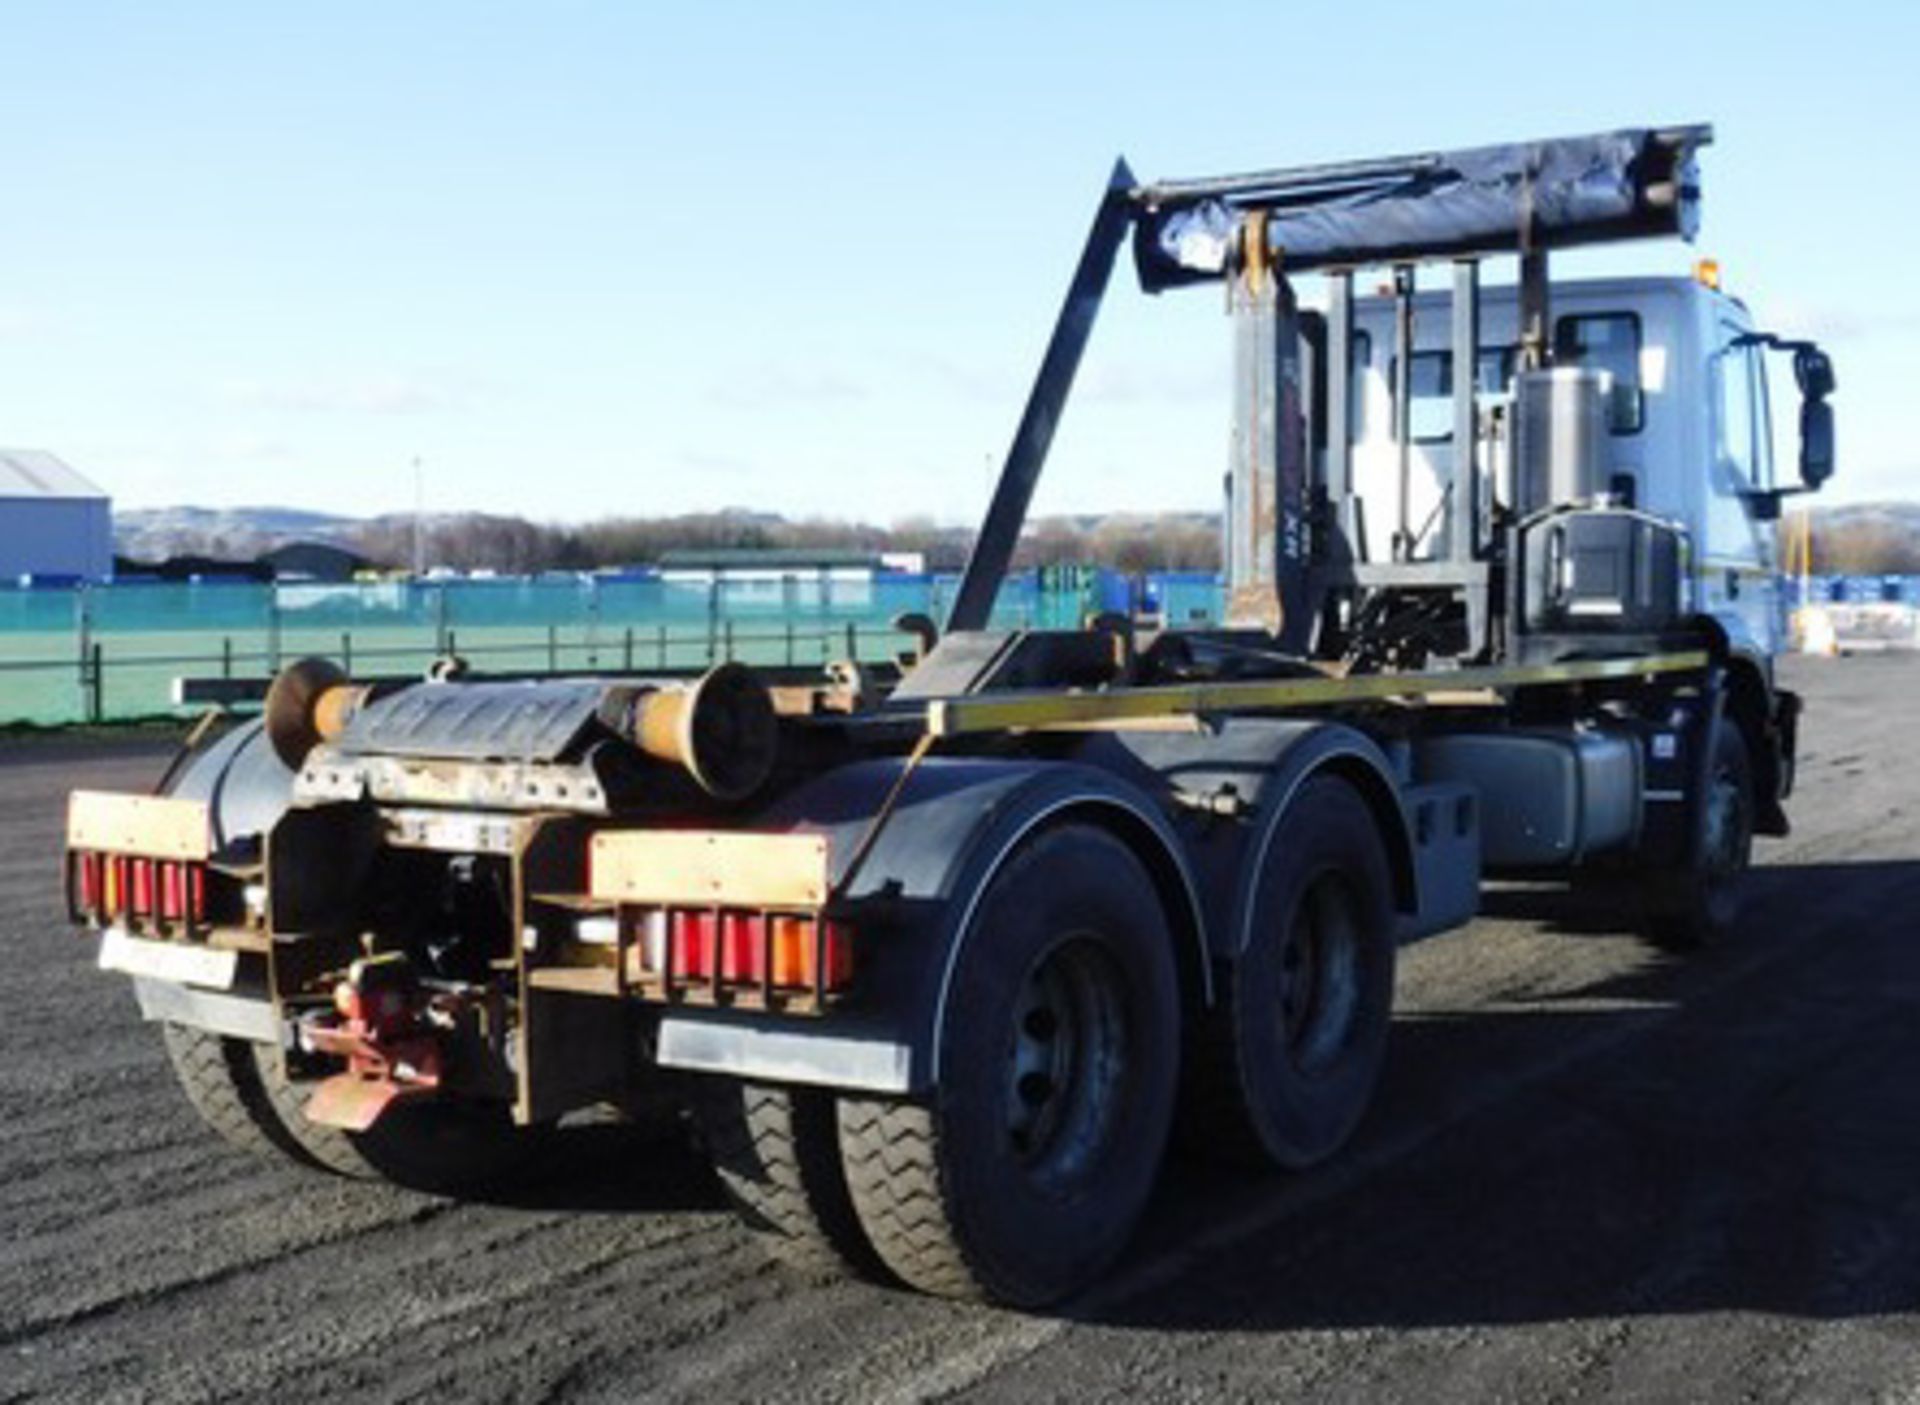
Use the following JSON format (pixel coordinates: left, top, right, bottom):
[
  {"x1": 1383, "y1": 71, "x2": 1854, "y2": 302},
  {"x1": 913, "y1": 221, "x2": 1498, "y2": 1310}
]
[
  {"x1": 263, "y1": 658, "x2": 372, "y2": 769},
  {"x1": 616, "y1": 662, "x2": 779, "y2": 802}
]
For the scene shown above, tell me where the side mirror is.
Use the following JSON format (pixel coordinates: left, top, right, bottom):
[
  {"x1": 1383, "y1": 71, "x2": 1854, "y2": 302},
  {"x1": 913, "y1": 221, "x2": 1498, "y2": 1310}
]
[
  {"x1": 1800, "y1": 397, "x2": 1835, "y2": 489},
  {"x1": 1794, "y1": 346, "x2": 1836, "y2": 401}
]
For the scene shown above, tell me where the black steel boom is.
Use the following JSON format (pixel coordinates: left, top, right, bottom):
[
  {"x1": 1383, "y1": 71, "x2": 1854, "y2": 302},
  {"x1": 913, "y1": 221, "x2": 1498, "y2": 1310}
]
[{"x1": 945, "y1": 159, "x2": 1136, "y2": 634}]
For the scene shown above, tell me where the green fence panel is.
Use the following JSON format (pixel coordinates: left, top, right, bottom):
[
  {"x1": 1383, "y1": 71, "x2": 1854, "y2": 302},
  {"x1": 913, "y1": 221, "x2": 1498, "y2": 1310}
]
[{"x1": 0, "y1": 571, "x2": 1227, "y2": 726}]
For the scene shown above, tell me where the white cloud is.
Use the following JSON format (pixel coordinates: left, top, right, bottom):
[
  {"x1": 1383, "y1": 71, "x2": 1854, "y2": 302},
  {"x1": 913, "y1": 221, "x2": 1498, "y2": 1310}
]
[
  {"x1": 1077, "y1": 359, "x2": 1221, "y2": 407},
  {"x1": 205, "y1": 432, "x2": 297, "y2": 463},
  {"x1": 0, "y1": 305, "x2": 47, "y2": 339},
  {"x1": 705, "y1": 364, "x2": 868, "y2": 409},
  {"x1": 213, "y1": 373, "x2": 480, "y2": 415},
  {"x1": 672, "y1": 448, "x2": 754, "y2": 476},
  {"x1": 885, "y1": 348, "x2": 1018, "y2": 404},
  {"x1": 1765, "y1": 298, "x2": 1920, "y2": 344}
]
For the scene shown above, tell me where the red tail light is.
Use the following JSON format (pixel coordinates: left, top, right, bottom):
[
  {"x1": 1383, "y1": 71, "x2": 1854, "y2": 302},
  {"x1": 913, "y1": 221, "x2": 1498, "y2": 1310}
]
[
  {"x1": 77, "y1": 853, "x2": 101, "y2": 913},
  {"x1": 670, "y1": 909, "x2": 716, "y2": 981},
  {"x1": 820, "y1": 919, "x2": 855, "y2": 991},
  {"x1": 131, "y1": 860, "x2": 154, "y2": 917},
  {"x1": 159, "y1": 863, "x2": 183, "y2": 921},
  {"x1": 720, "y1": 911, "x2": 766, "y2": 984},
  {"x1": 68, "y1": 851, "x2": 211, "y2": 932},
  {"x1": 617, "y1": 905, "x2": 857, "y2": 1004}
]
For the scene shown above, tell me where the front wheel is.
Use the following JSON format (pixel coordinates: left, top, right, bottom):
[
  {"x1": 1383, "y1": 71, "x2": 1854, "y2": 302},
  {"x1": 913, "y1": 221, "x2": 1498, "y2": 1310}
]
[
  {"x1": 838, "y1": 824, "x2": 1181, "y2": 1307},
  {"x1": 1641, "y1": 719, "x2": 1754, "y2": 951}
]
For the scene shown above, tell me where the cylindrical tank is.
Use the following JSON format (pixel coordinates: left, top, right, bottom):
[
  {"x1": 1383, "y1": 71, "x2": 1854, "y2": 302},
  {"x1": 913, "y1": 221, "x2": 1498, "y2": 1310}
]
[{"x1": 1512, "y1": 367, "x2": 1613, "y2": 517}]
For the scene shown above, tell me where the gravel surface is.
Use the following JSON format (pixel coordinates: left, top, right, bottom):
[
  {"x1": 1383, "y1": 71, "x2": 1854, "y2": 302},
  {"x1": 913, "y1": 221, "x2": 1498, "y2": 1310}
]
[{"x1": 4, "y1": 657, "x2": 1919, "y2": 1403}]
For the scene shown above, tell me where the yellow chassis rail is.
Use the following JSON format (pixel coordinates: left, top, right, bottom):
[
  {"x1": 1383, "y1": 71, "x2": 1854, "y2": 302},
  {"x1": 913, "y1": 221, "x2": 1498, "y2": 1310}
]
[{"x1": 924, "y1": 651, "x2": 1711, "y2": 737}]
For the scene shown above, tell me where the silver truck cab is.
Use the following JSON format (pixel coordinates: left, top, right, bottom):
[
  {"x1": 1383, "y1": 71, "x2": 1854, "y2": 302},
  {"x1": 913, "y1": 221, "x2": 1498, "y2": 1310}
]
[{"x1": 1347, "y1": 271, "x2": 1804, "y2": 665}]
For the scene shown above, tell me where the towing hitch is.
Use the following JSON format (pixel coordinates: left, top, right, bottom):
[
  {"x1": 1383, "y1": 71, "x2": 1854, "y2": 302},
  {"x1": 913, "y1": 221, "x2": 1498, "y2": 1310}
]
[{"x1": 300, "y1": 952, "x2": 446, "y2": 1132}]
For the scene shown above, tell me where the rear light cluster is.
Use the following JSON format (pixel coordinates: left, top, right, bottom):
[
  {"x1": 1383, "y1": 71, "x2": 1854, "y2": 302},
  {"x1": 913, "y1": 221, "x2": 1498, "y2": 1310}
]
[
  {"x1": 69, "y1": 852, "x2": 207, "y2": 933},
  {"x1": 620, "y1": 907, "x2": 854, "y2": 1005}
]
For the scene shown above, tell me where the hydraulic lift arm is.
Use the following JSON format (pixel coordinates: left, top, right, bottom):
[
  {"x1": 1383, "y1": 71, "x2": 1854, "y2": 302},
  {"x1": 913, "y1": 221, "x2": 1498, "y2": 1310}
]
[
  {"x1": 944, "y1": 125, "x2": 1713, "y2": 641},
  {"x1": 946, "y1": 158, "x2": 1137, "y2": 633}
]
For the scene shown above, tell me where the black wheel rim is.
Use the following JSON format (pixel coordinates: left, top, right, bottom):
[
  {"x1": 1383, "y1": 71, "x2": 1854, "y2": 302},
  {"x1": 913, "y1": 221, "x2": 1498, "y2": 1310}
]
[
  {"x1": 1003, "y1": 935, "x2": 1130, "y2": 1195},
  {"x1": 1703, "y1": 759, "x2": 1751, "y2": 882},
  {"x1": 1275, "y1": 872, "x2": 1363, "y2": 1074},
  {"x1": 1699, "y1": 752, "x2": 1752, "y2": 927}
]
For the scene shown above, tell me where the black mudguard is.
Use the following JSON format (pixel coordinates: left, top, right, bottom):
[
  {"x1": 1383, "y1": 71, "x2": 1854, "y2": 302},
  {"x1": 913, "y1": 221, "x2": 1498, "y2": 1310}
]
[
  {"x1": 1065, "y1": 718, "x2": 1423, "y2": 958},
  {"x1": 746, "y1": 757, "x2": 1209, "y2": 1093},
  {"x1": 164, "y1": 719, "x2": 298, "y2": 851}
]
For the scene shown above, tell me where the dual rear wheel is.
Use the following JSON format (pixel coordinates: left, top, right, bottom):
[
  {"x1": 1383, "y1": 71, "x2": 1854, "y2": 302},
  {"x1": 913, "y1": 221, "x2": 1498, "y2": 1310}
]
[
  {"x1": 159, "y1": 1025, "x2": 541, "y2": 1193},
  {"x1": 702, "y1": 791, "x2": 1398, "y2": 1306},
  {"x1": 1182, "y1": 776, "x2": 1398, "y2": 1169},
  {"x1": 700, "y1": 824, "x2": 1181, "y2": 1306}
]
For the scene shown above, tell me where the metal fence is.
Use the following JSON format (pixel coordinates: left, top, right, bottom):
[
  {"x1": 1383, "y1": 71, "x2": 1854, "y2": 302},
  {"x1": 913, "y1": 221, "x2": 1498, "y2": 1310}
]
[
  {"x1": 16, "y1": 567, "x2": 1904, "y2": 726},
  {"x1": 1799, "y1": 575, "x2": 1920, "y2": 606},
  {"x1": 0, "y1": 570, "x2": 1226, "y2": 725}
]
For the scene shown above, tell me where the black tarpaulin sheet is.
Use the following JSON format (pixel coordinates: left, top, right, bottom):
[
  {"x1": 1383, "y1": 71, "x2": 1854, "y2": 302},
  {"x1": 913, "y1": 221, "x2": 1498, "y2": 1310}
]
[{"x1": 1131, "y1": 128, "x2": 1704, "y2": 291}]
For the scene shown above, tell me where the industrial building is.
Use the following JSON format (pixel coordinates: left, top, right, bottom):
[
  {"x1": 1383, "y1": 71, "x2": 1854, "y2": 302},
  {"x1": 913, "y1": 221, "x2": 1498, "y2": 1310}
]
[
  {"x1": 258, "y1": 541, "x2": 371, "y2": 582},
  {"x1": 0, "y1": 450, "x2": 112, "y2": 583}
]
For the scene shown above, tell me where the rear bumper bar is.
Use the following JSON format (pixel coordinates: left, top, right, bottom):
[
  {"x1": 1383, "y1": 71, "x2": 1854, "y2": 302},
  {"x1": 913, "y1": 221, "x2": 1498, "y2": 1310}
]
[
  {"x1": 120, "y1": 966, "x2": 914, "y2": 1095},
  {"x1": 655, "y1": 1011, "x2": 913, "y2": 1094},
  {"x1": 130, "y1": 975, "x2": 281, "y2": 1045}
]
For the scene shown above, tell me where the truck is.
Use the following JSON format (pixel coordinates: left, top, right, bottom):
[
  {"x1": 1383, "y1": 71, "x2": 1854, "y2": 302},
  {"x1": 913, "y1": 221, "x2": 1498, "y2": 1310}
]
[{"x1": 61, "y1": 123, "x2": 1837, "y2": 1308}]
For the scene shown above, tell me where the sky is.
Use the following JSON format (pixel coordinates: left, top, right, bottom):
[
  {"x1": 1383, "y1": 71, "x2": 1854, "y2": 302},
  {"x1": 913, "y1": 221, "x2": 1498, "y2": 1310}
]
[{"x1": 0, "y1": 1, "x2": 1914, "y2": 526}]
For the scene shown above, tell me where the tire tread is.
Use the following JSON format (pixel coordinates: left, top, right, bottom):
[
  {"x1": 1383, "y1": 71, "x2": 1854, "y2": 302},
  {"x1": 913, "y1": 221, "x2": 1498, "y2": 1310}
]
[
  {"x1": 699, "y1": 1081, "x2": 881, "y2": 1277},
  {"x1": 159, "y1": 1024, "x2": 321, "y2": 1168},
  {"x1": 836, "y1": 1097, "x2": 978, "y2": 1299}
]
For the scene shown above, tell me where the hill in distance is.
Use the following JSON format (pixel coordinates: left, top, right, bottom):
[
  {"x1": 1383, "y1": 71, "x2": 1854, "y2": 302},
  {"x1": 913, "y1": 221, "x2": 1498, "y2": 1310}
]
[
  {"x1": 114, "y1": 506, "x2": 363, "y2": 562},
  {"x1": 111, "y1": 497, "x2": 1920, "y2": 576}
]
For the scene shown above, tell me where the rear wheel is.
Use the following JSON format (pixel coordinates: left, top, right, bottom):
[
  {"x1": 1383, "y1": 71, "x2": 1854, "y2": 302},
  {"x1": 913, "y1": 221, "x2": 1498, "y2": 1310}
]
[
  {"x1": 253, "y1": 1044, "x2": 544, "y2": 1194},
  {"x1": 1641, "y1": 720, "x2": 1754, "y2": 951},
  {"x1": 1182, "y1": 775, "x2": 1397, "y2": 1170},
  {"x1": 696, "y1": 1079, "x2": 882, "y2": 1278},
  {"x1": 161, "y1": 1024, "x2": 541, "y2": 1192},
  {"x1": 838, "y1": 824, "x2": 1180, "y2": 1306},
  {"x1": 159, "y1": 1024, "x2": 317, "y2": 1167}
]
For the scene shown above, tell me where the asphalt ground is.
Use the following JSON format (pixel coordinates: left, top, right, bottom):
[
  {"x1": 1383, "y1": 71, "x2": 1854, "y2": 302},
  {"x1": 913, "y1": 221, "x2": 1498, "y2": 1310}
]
[{"x1": 3, "y1": 655, "x2": 1918, "y2": 1403}]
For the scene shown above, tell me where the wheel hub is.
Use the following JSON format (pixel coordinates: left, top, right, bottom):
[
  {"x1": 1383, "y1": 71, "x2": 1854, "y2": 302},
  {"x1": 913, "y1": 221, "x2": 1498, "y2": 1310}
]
[
  {"x1": 1275, "y1": 875, "x2": 1362, "y2": 1073},
  {"x1": 1704, "y1": 766, "x2": 1747, "y2": 878},
  {"x1": 1004, "y1": 936, "x2": 1129, "y2": 1193}
]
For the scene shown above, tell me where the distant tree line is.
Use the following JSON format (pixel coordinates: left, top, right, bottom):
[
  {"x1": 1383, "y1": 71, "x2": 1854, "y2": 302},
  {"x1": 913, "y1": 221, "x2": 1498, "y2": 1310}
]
[
  {"x1": 1788, "y1": 514, "x2": 1920, "y2": 575},
  {"x1": 346, "y1": 510, "x2": 1225, "y2": 576},
  {"x1": 126, "y1": 502, "x2": 1920, "y2": 581}
]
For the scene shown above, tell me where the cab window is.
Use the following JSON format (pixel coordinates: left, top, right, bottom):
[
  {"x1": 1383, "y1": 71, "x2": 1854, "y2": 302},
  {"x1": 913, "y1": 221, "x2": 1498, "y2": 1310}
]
[
  {"x1": 1554, "y1": 313, "x2": 1643, "y2": 433},
  {"x1": 1390, "y1": 346, "x2": 1517, "y2": 443},
  {"x1": 1715, "y1": 325, "x2": 1759, "y2": 486}
]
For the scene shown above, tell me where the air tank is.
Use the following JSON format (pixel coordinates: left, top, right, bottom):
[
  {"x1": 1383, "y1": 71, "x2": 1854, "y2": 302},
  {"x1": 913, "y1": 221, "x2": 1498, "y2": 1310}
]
[{"x1": 1512, "y1": 367, "x2": 1613, "y2": 516}]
